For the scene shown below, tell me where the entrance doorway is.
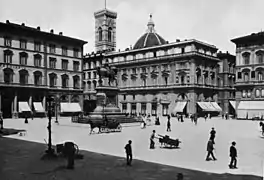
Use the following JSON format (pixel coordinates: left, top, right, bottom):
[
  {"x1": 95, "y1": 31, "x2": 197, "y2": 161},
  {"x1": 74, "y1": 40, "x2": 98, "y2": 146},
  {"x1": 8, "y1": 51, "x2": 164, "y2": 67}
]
[{"x1": 2, "y1": 94, "x2": 12, "y2": 118}]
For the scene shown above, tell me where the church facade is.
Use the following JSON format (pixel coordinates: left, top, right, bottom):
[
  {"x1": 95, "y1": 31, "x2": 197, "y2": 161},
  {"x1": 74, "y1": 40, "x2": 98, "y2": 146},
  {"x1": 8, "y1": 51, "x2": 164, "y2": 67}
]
[{"x1": 83, "y1": 8, "x2": 236, "y2": 117}]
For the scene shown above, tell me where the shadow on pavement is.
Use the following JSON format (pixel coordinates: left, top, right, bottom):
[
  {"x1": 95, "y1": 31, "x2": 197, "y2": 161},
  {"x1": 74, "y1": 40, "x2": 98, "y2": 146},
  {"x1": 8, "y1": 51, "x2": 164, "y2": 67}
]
[
  {"x1": 0, "y1": 128, "x2": 26, "y2": 136},
  {"x1": 0, "y1": 137, "x2": 262, "y2": 180}
]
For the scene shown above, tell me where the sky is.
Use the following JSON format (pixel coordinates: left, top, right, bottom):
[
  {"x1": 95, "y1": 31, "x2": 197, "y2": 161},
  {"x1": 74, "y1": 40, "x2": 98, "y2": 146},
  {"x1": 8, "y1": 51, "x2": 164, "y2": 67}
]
[{"x1": 1, "y1": 0, "x2": 264, "y2": 55}]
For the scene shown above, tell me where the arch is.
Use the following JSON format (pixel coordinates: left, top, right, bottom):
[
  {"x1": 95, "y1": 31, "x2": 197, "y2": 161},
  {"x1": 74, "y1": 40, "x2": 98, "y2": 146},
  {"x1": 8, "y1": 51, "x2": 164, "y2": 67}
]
[
  {"x1": 71, "y1": 95, "x2": 79, "y2": 102},
  {"x1": 98, "y1": 27, "x2": 102, "y2": 41},
  {"x1": 177, "y1": 93, "x2": 188, "y2": 100},
  {"x1": 242, "y1": 52, "x2": 250, "y2": 57},
  {"x1": 3, "y1": 68, "x2": 14, "y2": 83},
  {"x1": 61, "y1": 74, "x2": 69, "y2": 79},
  {"x1": 33, "y1": 70, "x2": 42, "y2": 76},
  {"x1": 73, "y1": 75, "x2": 80, "y2": 80},
  {"x1": 108, "y1": 27, "x2": 112, "y2": 42},
  {"x1": 256, "y1": 50, "x2": 264, "y2": 55},
  {"x1": 34, "y1": 53, "x2": 42, "y2": 58},
  {"x1": 19, "y1": 69, "x2": 28, "y2": 74},
  {"x1": 241, "y1": 68, "x2": 250, "y2": 72},
  {"x1": 19, "y1": 51, "x2": 28, "y2": 57},
  {"x1": 178, "y1": 71, "x2": 186, "y2": 76},
  {"x1": 49, "y1": 72, "x2": 57, "y2": 77},
  {"x1": 60, "y1": 95, "x2": 68, "y2": 102},
  {"x1": 255, "y1": 67, "x2": 264, "y2": 72},
  {"x1": 3, "y1": 68, "x2": 14, "y2": 73}
]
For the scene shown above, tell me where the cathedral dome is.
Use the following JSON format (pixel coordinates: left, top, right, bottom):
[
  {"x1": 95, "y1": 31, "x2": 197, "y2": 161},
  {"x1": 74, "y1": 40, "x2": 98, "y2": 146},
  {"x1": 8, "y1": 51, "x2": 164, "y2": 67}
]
[{"x1": 133, "y1": 14, "x2": 166, "y2": 50}]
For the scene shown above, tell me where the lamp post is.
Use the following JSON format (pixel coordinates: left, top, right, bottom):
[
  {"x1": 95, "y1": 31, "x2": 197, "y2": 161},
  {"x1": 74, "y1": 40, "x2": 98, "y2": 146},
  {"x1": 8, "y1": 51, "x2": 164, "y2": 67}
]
[
  {"x1": 55, "y1": 94, "x2": 59, "y2": 124},
  {"x1": 44, "y1": 95, "x2": 56, "y2": 158}
]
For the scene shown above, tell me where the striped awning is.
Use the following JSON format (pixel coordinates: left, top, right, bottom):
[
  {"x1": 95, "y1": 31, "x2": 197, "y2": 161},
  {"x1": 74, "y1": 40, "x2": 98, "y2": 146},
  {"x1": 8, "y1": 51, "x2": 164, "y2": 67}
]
[
  {"x1": 60, "y1": 103, "x2": 82, "y2": 113},
  {"x1": 173, "y1": 102, "x2": 187, "y2": 113},
  {"x1": 33, "y1": 102, "x2": 45, "y2": 112},
  {"x1": 19, "y1": 101, "x2": 31, "y2": 112}
]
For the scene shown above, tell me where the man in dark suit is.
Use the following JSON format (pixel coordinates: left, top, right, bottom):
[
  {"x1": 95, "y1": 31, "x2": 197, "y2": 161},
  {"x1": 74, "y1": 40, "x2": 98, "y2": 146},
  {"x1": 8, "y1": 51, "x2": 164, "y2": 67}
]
[
  {"x1": 206, "y1": 139, "x2": 217, "y2": 161},
  {"x1": 125, "y1": 140, "x2": 132, "y2": 166},
  {"x1": 229, "y1": 141, "x2": 237, "y2": 169},
  {"x1": 210, "y1": 127, "x2": 216, "y2": 144}
]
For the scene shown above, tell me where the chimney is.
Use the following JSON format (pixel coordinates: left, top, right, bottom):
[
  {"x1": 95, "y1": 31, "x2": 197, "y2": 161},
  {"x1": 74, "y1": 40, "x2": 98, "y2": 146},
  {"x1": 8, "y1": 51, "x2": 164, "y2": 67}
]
[
  {"x1": 226, "y1": 51, "x2": 229, "y2": 54},
  {"x1": 50, "y1": 29, "x2": 54, "y2": 34},
  {"x1": 6, "y1": 20, "x2": 10, "y2": 24},
  {"x1": 176, "y1": 39, "x2": 180, "y2": 42},
  {"x1": 21, "y1": 23, "x2": 25, "y2": 26},
  {"x1": 59, "y1": 32, "x2": 63, "y2": 35},
  {"x1": 37, "y1": 26, "x2": 40, "y2": 31}
]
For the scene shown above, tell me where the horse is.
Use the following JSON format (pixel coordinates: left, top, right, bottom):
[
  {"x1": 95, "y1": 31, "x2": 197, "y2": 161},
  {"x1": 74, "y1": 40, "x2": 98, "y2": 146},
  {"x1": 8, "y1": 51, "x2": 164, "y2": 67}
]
[
  {"x1": 96, "y1": 65, "x2": 118, "y2": 86},
  {"x1": 87, "y1": 120, "x2": 104, "y2": 134}
]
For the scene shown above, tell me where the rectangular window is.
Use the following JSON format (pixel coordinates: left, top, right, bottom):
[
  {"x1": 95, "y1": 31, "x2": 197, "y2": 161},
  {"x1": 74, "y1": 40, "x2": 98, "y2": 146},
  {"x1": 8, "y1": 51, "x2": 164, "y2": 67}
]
[
  {"x1": 20, "y1": 56, "x2": 27, "y2": 65},
  {"x1": 62, "y1": 46, "x2": 68, "y2": 56},
  {"x1": 237, "y1": 72, "x2": 242, "y2": 79},
  {"x1": 62, "y1": 59, "x2": 68, "y2": 70},
  {"x1": 49, "y1": 44, "x2": 56, "y2": 54},
  {"x1": 73, "y1": 61, "x2": 80, "y2": 71},
  {"x1": 49, "y1": 57, "x2": 56, "y2": 69},
  {"x1": 122, "y1": 103, "x2": 127, "y2": 113},
  {"x1": 131, "y1": 103, "x2": 137, "y2": 116},
  {"x1": 132, "y1": 68, "x2": 137, "y2": 74},
  {"x1": 4, "y1": 37, "x2": 12, "y2": 47},
  {"x1": 34, "y1": 57, "x2": 41, "y2": 67},
  {"x1": 4, "y1": 54, "x2": 12, "y2": 63},
  {"x1": 123, "y1": 95, "x2": 126, "y2": 100},
  {"x1": 133, "y1": 95, "x2": 136, "y2": 100},
  {"x1": 88, "y1": 72, "x2": 91, "y2": 79},
  {"x1": 141, "y1": 103, "x2": 146, "y2": 115},
  {"x1": 34, "y1": 42, "x2": 41, "y2": 51},
  {"x1": 181, "y1": 47, "x2": 185, "y2": 54},
  {"x1": 73, "y1": 48, "x2": 79, "y2": 58},
  {"x1": 151, "y1": 103, "x2": 157, "y2": 116},
  {"x1": 142, "y1": 67, "x2": 146, "y2": 73},
  {"x1": 251, "y1": 71, "x2": 255, "y2": 78},
  {"x1": 162, "y1": 104, "x2": 169, "y2": 116},
  {"x1": 93, "y1": 71, "x2": 97, "y2": 79},
  {"x1": 20, "y1": 40, "x2": 27, "y2": 49},
  {"x1": 152, "y1": 66, "x2": 157, "y2": 72}
]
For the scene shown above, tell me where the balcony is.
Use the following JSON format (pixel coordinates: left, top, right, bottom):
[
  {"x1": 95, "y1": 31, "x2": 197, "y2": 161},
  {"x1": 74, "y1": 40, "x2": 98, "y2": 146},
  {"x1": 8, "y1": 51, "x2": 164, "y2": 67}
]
[
  {"x1": 0, "y1": 82, "x2": 47, "y2": 89},
  {"x1": 235, "y1": 80, "x2": 264, "y2": 86}
]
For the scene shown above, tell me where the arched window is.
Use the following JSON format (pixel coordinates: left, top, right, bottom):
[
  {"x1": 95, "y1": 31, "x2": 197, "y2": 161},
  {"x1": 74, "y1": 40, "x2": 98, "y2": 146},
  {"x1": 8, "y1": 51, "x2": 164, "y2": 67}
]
[
  {"x1": 49, "y1": 73, "x2": 57, "y2": 87},
  {"x1": 108, "y1": 27, "x2": 112, "y2": 42},
  {"x1": 258, "y1": 72, "x2": 263, "y2": 81},
  {"x1": 71, "y1": 95, "x2": 79, "y2": 103},
  {"x1": 242, "y1": 52, "x2": 250, "y2": 65},
  {"x1": 244, "y1": 72, "x2": 249, "y2": 81},
  {"x1": 19, "y1": 52, "x2": 28, "y2": 65},
  {"x1": 87, "y1": 81, "x2": 91, "y2": 89},
  {"x1": 61, "y1": 74, "x2": 69, "y2": 88},
  {"x1": 19, "y1": 69, "x2": 28, "y2": 84},
  {"x1": 256, "y1": 50, "x2": 264, "y2": 64},
  {"x1": 3, "y1": 68, "x2": 13, "y2": 83},
  {"x1": 34, "y1": 71, "x2": 42, "y2": 86},
  {"x1": 98, "y1": 27, "x2": 102, "y2": 41},
  {"x1": 60, "y1": 95, "x2": 68, "y2": 102},
  {"x1": 256, "y1": 89, "x2": 260, "y2": 97},
  {"x1": 4, "y1": 49, "x2": 13, "y2": 63},
  {"x1": 73, "y1": 75, "x2": 80, "y2": 89},
  {"x1": 93, "y1": 80, "x2": 97, "y2": 89},
  {"x1": 262, "y1": 89, "x2": 264, "y2": 97}
]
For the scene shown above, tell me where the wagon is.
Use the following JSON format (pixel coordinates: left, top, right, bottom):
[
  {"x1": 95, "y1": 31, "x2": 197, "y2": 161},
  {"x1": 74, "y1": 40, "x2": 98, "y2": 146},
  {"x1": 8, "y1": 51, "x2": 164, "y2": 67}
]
[
  {"x1": 100, "y1": 120, "x2": 122, "y2": 133},
  {"x1": 158, "y1": 134, "x2": 181, "y2": 148}
]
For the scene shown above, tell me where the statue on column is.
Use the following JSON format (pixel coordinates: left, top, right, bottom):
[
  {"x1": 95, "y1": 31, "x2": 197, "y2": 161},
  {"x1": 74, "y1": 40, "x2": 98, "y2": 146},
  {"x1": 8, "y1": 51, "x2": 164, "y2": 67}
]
[{"x1": 96, "y1": 62, "x2": 118, "y2": 86}]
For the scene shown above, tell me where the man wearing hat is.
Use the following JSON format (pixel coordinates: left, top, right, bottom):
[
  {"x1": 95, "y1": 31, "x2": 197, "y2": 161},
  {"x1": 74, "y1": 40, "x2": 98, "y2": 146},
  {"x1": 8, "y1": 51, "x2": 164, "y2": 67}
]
[
  {"x1": 229, "y1": 141, "x2": 238, "y2": 169},
  {"x1": 124, "y1": 140, "x2": 132, "y2": 166},
  {"x1": 150, "y1": 130, "x2": 156, "y2": 149}
]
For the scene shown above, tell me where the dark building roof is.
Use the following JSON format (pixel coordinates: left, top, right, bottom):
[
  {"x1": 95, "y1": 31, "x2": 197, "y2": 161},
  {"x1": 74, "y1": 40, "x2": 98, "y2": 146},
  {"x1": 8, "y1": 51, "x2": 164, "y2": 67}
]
[
  {"x1": 231, "y1": 31, "x2": 264, "y2": 45},
  {"x1": 0, "y1": 20, "x2": 87, "y2": 46},
  {"x1": 133, "y1": 15, "x2": 166, "y2": 50}
]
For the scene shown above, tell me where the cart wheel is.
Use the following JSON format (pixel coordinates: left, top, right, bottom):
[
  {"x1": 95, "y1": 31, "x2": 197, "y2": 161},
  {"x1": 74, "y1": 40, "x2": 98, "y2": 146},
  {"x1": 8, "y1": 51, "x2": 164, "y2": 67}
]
[{"x1": 74, "y1": 144, "x2": 79, "y2": 154}]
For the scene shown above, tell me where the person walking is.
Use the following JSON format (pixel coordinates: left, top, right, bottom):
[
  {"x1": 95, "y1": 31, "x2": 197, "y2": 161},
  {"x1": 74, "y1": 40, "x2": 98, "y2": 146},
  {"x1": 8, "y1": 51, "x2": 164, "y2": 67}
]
[
  {"x1": 206, "y1": 139, "x2": 217, "y2": 161},
  {"x1": 210, "y1": 127, "x2": 216, "y2": 144},
  {"x1": 0, "y1": 114, "x2": 3, "y2": 130},
  {"x1": 204, "y1": 113, "x2": 208, "y2": 121},
  {"x1": 229, "y1": 141, "x2": 238, "y2": 169},
  {"x1": 150, "y1": 130, "x2": 156, "y2": 149},
  {"x1": 124, "y1": 140, "x2": 132, "y2": 166},
  {"x1": 166, "y1": 118, "x2": 171, "y2": 132}
]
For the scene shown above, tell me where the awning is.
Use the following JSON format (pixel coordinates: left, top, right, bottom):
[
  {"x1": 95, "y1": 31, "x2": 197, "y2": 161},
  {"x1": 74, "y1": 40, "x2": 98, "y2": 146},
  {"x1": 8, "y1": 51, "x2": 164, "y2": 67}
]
[
  {"x1": 173, "y1": 102, "x2": 187, "y2": 113},
  {"x1": 33, "y1": 102, "x2": 45, "y2": 112},
  {"x1": 197, "y1": 102, "x2": 218, "y2": 112},
  {"x1": 19, "y1": 101, "x2": 31, "y2": 112},
  {"x1": 237, "y1": 101, "x2": 264, "y2": 119},
  {"x1": 229, "y1": 101, "x2": 236, "y2": 110},
  {"x1": 60, "y1": 103, "x2": 82, "y2": 113},
  {"x1": 210, "y1": 102, "x2": 222, "y2": 112}
]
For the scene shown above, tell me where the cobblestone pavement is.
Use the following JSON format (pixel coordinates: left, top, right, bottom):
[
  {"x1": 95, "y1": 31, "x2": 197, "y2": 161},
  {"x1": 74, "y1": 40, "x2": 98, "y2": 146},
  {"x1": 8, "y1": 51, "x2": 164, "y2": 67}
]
[{"x1": 0, "y1": 116, "x2": 263, "y2": 180}]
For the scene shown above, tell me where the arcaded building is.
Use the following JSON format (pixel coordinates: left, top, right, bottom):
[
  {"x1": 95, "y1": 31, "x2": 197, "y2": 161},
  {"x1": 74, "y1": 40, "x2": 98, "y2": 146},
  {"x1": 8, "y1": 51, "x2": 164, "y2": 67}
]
[
  {"x1": 0, "y1": 21, "x2": 87, "y2": 118},
  {"x1": 83, "y1": 8, "x2": 235, "y2": 117},
  {"x1": 232, "y1": 32, "x2": 264, "y2": 119}
]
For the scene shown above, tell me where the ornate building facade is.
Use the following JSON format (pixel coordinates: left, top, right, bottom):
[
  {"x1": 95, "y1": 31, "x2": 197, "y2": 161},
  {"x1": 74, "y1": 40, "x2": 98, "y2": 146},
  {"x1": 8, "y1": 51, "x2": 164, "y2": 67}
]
[
  {"x1": 232, "y1": 32, "x2": 264, "y2": 119},
  {"x1": 0, "y1": 20, "x2": 87, "y2": 118},
  {"x1": 83, "y1": 8, "x2": 235, "y2": 117}
]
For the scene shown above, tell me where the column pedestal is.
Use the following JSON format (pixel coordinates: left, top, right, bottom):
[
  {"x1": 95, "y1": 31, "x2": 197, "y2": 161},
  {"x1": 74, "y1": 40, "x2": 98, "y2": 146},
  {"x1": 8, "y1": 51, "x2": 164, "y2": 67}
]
[{"x1": 12, "y1": 93, "x2": 18, "y2": 118}]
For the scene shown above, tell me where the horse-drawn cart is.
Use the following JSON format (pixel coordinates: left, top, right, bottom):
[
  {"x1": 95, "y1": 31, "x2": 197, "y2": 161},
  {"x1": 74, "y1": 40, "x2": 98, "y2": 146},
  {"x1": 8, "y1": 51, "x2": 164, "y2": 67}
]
[{"x1": 158, "y1": 134, "x2": 181, "y2": 148}]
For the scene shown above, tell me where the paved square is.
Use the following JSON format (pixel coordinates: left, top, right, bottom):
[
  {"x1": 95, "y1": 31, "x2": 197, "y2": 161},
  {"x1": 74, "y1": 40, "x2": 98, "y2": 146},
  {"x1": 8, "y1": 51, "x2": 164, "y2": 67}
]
[{"x1": 3, "y1": 116, "x2": 264, "y2": 177}]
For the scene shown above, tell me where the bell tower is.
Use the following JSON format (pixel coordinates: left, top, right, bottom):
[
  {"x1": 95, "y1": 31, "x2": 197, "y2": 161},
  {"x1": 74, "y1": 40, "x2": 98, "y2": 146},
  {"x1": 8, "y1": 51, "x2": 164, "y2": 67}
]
[{"x1": 94, "y1": 7, "x2": 117, "y2": 52}]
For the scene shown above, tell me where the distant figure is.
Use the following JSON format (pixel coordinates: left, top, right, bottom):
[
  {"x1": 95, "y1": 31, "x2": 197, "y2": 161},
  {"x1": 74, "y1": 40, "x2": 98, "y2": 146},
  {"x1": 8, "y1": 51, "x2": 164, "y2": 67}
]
[
  {"x1": 155, "y1": 116, "x2": 160, "y2": 125},
  {"x1": 166, "y1": 118, "x2": 171, "y2": 132},
  {"x1": 150, "y1": 130, "x2": 156, "y2": 149},
  {"x1": 177, "y1": 114, "x2": 180, "y2": 122},
  {"x1": 229, "y1": 141, "x2": 237, "y2": 169},
  {"x1": 180, "y1": 114, "x2": 184, "y2": 122},
  {"x1": 190, "y1": 113, "x2": 193, "y2": 123},
  {"x1": 222, "y1": 113, "x2": 224, "y2": 119},
  {"x1": 225, "y1": 113, "x2": 228, "y2": 120},
  {"x1": 0, "y1": 114, "x2": 3, "y2": 129},
  {"x1": 208, "y1": 113, "x2": 211, "y2": 119},
  {"x1": 210, "y1": 127, "x2": 216, "y2": 144},
  {"x1": 124, "y1": 140, "x2": 132, "y2": 166},
  {"x1": 194, "y1": 114, "x2": 198, "y2": 125},
  {"x1": 24, "y1": 114, "x2": 28, "y2": 124},
  {"x1": 204, "y1": 114, "x2": 208, "y2": 121},
  {"x1": 177, "y1": 173, "x2": 184, "y2": 180},
  {"x1": 206, "y1": 139, "x2": 217, "y2": 161}
]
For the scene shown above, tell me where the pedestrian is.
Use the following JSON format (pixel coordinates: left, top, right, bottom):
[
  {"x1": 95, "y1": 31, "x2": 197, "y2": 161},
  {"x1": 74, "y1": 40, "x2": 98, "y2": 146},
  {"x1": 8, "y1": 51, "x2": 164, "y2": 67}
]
[
  {"x1": 24, "y1": 113, "x2": 28, "y2": 124},
  {"x1": 166, "y1": 118, "x2": 171, "y2": 132},
  {"x1": 194, "y1": 114, "x2": 198, "y2": 125},
  {"x1": 124, "y1": 140, "x2": 132, "y2": 166},
  {"x1": 150, "y1": 130, "x2": 156, "y2": 149},
  {"x1": 229, "y1": 141, "x2": 238, "y2": 169},
  {"x1": 210, "y1": 127, "x2": 216, "y2": 144},
  {"x1": 0, "y1": 114, "x2": 3, "y2": 130},
  {"x1": 177, "y1": 114, "x2": 180, "y2": 122},
  {"x1": 155, "y1": 116, "x2": 160, "y2": 125},
  {"x1": 206, "y1": 139, "x2": 217, "y2": 161},
  {"x1": 181, "y1": 114, "x2": 184, "y2": 122},
  {"x1": 177, "y1": 173, "x2": 184, "y2": 180},
  {"x1": 204, "y1": 113, "x2": 207, "y2": 121}
]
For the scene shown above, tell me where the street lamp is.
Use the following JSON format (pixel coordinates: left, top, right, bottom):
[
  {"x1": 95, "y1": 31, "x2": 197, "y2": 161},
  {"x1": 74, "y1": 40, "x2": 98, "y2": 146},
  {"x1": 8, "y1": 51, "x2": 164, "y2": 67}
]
[
  {"x1": 43, "y1": 95, "x2": 56, "y2": 158},
  {"x1": 55, "y1": 95, "x2": 59, "y2": 124}
]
